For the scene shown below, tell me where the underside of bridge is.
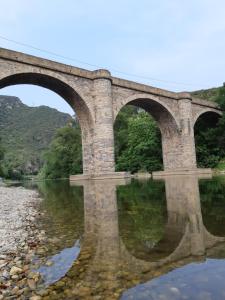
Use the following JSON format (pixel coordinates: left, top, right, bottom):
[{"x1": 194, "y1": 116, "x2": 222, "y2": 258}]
[{"x1": 0, "y1": 48, "x2": 222, "y2": 180}]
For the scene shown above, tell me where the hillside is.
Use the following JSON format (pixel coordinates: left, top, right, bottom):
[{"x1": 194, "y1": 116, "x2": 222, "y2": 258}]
[
  {"x1": 0, "y1": 96, "x2": 72, "y2": 176},
  {"x1": 191, "y1": 85, "x2": 223, "y2": 101}
]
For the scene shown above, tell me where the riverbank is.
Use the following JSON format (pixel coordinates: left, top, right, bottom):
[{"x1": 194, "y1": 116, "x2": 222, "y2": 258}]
[{"x1": 0, "y1": 186, "x2": 47, "y2": 299}]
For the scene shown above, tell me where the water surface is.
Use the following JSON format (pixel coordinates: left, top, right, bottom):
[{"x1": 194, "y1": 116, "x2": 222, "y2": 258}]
[{"x1": 21, "y1": 175, "x2": 225, "y2": 299}]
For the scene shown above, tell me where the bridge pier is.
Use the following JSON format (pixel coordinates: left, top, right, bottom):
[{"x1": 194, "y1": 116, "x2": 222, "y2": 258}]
[
  {"x1": 154, "y1": 94, "x2": 211, "y2": 177},
  {"x1": 71, "y1": 70, "x2": 130, "y2": 180},
  {"x1": 92, "y1": 70, "x2": 115, "y2": 175}
]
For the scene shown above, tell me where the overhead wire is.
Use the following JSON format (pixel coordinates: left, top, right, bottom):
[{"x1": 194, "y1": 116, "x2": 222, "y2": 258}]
[{"x1": 0, "y1": 34, "x2": 206, "y2": 89}]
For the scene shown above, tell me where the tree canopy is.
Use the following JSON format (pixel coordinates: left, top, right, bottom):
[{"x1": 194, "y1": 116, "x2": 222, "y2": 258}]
[
  {"x1": 115, "y1": 111, "x2": 162, "y2": 173},
  {"x1": 40, "y1": 122, "x2": 82, "y2": 179}
]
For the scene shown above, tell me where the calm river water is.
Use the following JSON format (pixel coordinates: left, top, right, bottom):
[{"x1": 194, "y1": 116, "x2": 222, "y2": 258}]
[{"x1": 22, "y1": 175, "x2": 225, "y2": 299}]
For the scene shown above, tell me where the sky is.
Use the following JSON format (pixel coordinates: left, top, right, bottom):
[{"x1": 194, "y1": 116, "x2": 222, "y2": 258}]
[{"x1": 0, "y1": 0, "x2": 225, "y2": 115}]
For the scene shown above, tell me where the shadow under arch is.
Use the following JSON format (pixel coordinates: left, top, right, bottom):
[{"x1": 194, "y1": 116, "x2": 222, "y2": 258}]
[
  {"x1": 0, "y1": 72, "x2": 95, "y2": 174},
  {"x1": 113, "y1": 94, "x2": 183, "y2": 171},
  {"x1": 194, "y1": 110, "x2": 222, "y2": 168},
  {"x1": 114, "y1": 95, "x2": 180, "y2": 135},
  {"x1": 113, "y1": 93, "x2": 180, "y2": 129},
  {"x1": 193, "y1": 109, "x2": 222, "y2": 128}
]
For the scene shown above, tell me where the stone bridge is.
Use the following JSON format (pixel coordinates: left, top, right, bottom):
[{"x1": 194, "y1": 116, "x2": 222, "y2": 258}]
[{"x1": 0, "y1": 48, "x2": 222, "y2": 178}]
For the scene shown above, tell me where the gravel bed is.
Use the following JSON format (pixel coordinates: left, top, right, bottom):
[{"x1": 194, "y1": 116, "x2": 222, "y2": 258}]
[
  {"x1": 0, "y1": 186, "x2": 40, "y2": 253},
  {"x1": 0, "y1": 186, "x2": 48, "y2": 299}
]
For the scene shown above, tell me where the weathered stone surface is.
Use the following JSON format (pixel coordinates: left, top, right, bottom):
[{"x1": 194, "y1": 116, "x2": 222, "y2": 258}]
[{"x1": 0, "y1": 47, "x2": 222, "y2": 175}]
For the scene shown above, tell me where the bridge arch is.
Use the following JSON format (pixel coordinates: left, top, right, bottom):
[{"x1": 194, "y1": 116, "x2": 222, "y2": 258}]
[
  {"x1": 193, "y1": 108, "x2": 222, "y2": 127},
  {"x1": 113, "y1": 93, "x2": 182, "y2": 171},
  {"x1": 113, "y1": 93, "x2": 180, "y2": 130},
  {"x1": 0, "y1": 72, "x2": 95, "y2": 174},
  {"x1": 193, "y1": 108, "x2": 223, "y2": 169}
]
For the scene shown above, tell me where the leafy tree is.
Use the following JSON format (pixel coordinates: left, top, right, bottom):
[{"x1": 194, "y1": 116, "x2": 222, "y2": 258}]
[
  {"x1": 40, "y1": 122, "x2": 82, "y2": 179},
  {"x1": 195, "y1": 115, "x2": 221, "y2": 168},
  {"x1": 215, "y1": 85, "x2": 225, "y2": 109},
  {"x1": 212, "y1": 85, "x2": 225, "y2": 153},
  {"x1": 114, "y1": 105, "x2": 138, "y2": 160},
  {"x1": 117, "y1": 179, "x2": 167, "y2": 260},
  {"x1": 199, "y1": 176, "x2": 225, "y2": 235},
  {"x1": 116, "y1": 111, "x2": 162, "y2": 173}
]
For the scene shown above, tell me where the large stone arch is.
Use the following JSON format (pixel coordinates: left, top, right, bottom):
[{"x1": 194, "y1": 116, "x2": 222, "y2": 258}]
[
  {"x1": 113, "y1": 93, "x2": 183, "y2": 170},
  {"x1": 0, "y1": 71, "x2": 95, "y2": 174}
]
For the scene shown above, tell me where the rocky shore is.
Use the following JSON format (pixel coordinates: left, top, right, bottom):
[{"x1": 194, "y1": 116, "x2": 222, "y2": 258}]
[{"x1": 0, "y1": 186, "x2": 47, "y2": 299}]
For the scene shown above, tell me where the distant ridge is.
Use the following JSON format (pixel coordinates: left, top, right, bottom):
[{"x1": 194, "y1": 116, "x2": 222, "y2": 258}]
[{"x1": 191, "y1": 86, "x2": 221, "y2": 102}]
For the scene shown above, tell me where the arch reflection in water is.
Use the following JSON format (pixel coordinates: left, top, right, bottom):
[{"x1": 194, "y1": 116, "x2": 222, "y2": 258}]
[
  {"x1": 121, "y1": 175, "x2": 225, "y2": 300},
  {"x1": 45, "y1": 175, "x2": 225, "y2": 300}
]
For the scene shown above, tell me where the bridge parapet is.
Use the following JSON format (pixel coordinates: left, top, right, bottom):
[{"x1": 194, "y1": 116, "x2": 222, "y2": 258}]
[{"x1": 192, "y1": 97, "x2": 221, "y2": 109}]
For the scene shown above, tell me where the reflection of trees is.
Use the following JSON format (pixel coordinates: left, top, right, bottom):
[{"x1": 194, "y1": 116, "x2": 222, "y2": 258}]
[
  {"x1": 200, "y1": 176, "x2": 225, "y2": 236},
  {"x1": 117, "y1": 180, "x2": 167, "y2": 259},
  {"x1": 36, "y1": 180, "x2": 84, "y2": 253}
]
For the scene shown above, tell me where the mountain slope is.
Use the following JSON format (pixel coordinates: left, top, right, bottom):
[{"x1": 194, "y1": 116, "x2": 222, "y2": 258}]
[
  {"x1": 0, "y1": 96, "x2": 72, "y2": 176},
  {"x1": 191, "y1": 85, "x2": 222, "y2": 101}
]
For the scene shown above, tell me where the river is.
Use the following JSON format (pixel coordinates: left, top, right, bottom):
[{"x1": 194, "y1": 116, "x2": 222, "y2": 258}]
[{"x1": 19, "y1": 174, "x2": 225, "y2": 299}]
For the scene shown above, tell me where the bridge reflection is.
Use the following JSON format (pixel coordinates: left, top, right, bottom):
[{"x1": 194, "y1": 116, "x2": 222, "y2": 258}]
[{"x1": 46, "y1": 176, "x2": 225, "y2": 299}]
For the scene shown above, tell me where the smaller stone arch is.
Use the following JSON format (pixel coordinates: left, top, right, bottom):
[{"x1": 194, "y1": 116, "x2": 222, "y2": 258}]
[
  {"x1": 113, "y1": 93, "x2": 183, "y2": 170},
  {"x1": 193, "y1": 108, "x2": 223, "y2": 170},
  {"x1": 193, "y1": 107, "x2": 222, "y2": 127},
  {"x1": 113, "y1": 93, "x2": 180, "y2": 131}
]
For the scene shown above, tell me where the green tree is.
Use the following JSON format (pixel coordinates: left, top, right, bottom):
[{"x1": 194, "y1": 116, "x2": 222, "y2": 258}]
[
  {"x1": 195, "y1": 116, "x2": 221, "y2": 168},
  {"x1": 215, "y1": 85, "x2": 225, "y2": 109},
  {"x1": 116, "y1": 112, "x2": 162, "y2": 173},
  {"x1": 213, "y1": 85, "x2": 225, "y2": 153},
  {"x1": 40, "y1": 123, "x2": 82, "y2": 179},
  {"x1": 114, "y1": 105, "x2": 138, "y2": 160}
]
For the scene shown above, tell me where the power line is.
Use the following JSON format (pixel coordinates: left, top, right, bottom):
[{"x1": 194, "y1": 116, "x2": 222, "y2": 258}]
[
  {"x1": 0, "y1": 34, "x2": 206, "y2": 88},
  {"x1": 0, "y1": 35, "x2": 100, "y2": 69}
]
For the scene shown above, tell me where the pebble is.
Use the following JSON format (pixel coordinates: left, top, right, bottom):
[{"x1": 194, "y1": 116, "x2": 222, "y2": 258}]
[
  {"x1": 45, "y1": 260, "x2": 54, "y2": 266},
  {"x1": 9, "y1": 266, "x2": 23, "y2": 276},
  {"x1": 27, "y1": 279, "x2": 36, "y2": 290},
  {"x1": 170, "y1": 286, "x2": 181, "y2": 296},
  {"x1": 30, "y1": 295, "x2": 42, "y2": 300}
]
